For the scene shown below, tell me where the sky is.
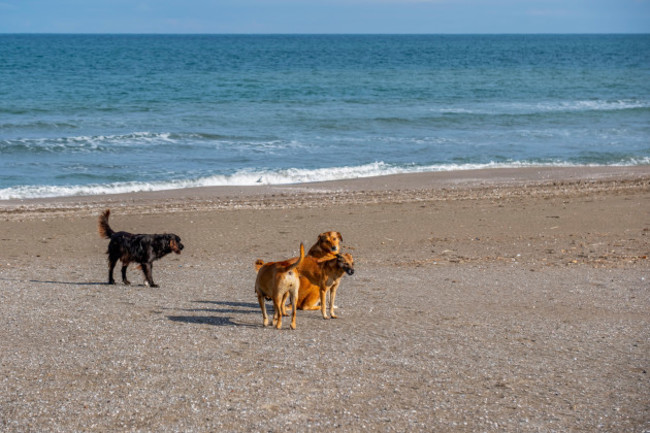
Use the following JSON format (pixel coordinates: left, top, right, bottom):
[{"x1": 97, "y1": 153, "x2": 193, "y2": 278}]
[{"x1": 0, "y1": 0, "x2": 649, "y2": 34}]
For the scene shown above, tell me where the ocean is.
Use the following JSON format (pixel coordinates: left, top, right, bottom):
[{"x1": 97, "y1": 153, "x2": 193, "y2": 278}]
[{"x1": 1, "y1": 34, "x2": 649, "y2": 200}]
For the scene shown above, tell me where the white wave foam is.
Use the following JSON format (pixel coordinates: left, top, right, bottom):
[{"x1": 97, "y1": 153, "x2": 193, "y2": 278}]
[
  {"x1": 436, "y1": 99, "x2": 649, "y2": 116},
  {"x1": 1, "y1": 131, "x2": 177, "y2": 152},
  {"x1": 531, "y1": 99, "x2": 648, "y2": 113},
  {"x1": 2, "y1": 159, "x2": 648, "y2": 200},
  {"x1": 1, "y1": 132, "x2": 306, "y2": 154}
]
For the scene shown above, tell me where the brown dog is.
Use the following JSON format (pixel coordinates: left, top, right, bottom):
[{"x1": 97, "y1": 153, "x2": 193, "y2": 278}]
[
  {"x1": 254, "y1": 243, "x2": 304, "y2": 330},
  {"x1": 291, "y1": 253, "x2": 354, "y2": 319},
  {"x1": 277, "y1": 230, "x2": 343, "y2": 267},
  {"x1": 255, "y1": 231, "x2": 345, "y2": 320},
  {"x1": 307, "y1": 231, "x2": 343, "y2": 260}
]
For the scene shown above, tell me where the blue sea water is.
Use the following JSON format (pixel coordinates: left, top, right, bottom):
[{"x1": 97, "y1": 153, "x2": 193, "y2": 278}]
[{"x1": 1, "y1": 34, "x2": 649, "y2": 199}]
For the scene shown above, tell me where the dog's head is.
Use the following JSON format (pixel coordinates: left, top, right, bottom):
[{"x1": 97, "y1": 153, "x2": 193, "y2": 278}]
[
  {"x1": 317, "y1": 231, "x2": 343, "y2": 254},
  {"x1": 336, "y1": 253, "x2": 354, "y2": 275},
  {"x1": 167, "y1": 234, "x2": 184, "y2": 254}
]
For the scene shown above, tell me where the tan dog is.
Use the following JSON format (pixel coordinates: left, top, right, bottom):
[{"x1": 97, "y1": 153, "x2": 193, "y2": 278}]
[
  {"x1": 292, "y1": 253, "x2": 355, "y2": 319},
  {"x1": 254, "y1": 243, "x2": 304, "y2": 330}
]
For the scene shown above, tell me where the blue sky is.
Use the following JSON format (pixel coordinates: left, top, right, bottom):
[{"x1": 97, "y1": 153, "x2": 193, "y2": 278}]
[{"x1": 1, "y1": 0, "x2": 649, "y2": 34}]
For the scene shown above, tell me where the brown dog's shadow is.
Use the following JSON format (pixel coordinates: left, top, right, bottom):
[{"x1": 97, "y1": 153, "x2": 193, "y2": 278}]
[
  {"x1": 193, "y1": 300, "x2": 260, "y2": 311},
  {"x1": 167, "y1": 315, "x2": 253, "y2": 327},
  {"x1": 167, "y1": 300, "x2": 262, "y2": 328}
]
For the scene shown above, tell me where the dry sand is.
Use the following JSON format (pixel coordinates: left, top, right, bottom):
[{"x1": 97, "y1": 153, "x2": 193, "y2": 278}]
[{"x1": 1, "y1": 166, "x2": 649, "y2": 432}]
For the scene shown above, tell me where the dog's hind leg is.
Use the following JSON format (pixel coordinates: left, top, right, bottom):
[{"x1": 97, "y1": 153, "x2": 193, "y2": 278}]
[
  {"x1": 141, "y1": 263, "x2": 157, "y2": 287},
  {"x1": 280, "y1": 291, "x2": 290, "y2": 316},
  {"x1": 108, "y1": 257, "x2": 117, "y2": 285},
  {"x1": 298, "y1": 290, "x2": 321, "y2": 311},
  {"x1": 289, "y1": 290, "x2": 297, "y2": 330},
  {"x1": 272, "y1": 296, "x2": 283, "y2": 329},
  {"x1": 121, "y1": 262, "x2": 131, "y2": 285},
  {"x1": 257, "y1": 291, "x2": 269, "y2": 327}
]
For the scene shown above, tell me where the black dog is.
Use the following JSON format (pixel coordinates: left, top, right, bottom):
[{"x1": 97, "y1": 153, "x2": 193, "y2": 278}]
[{"x1": 98, "y1": 209, "x2": 183, "y2": 287}]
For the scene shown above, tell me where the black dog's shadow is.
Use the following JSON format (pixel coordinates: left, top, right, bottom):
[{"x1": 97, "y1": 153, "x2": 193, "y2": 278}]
[
  {"x1": 29, "y1": 280, "x2": 109, "y2": 286},
  {"x1": 30, "y1": 280, "x2": 161, "y2": 288}
]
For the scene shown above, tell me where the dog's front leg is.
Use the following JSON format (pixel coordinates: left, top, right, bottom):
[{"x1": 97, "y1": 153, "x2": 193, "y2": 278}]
[
  {"x1": 320, "y1": 289, "x2": 329, "y2": 319},
  {"x1": 141, "y1": 262, "x2": 157, "y2": 287},
  {"x1": 329, "y1": 282, "x2": 340, "y2": 319}
]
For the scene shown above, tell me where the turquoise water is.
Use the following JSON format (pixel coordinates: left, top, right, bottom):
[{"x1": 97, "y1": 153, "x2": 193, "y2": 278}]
[{"x1": 1, "y1": 34, "x2": 649, "y2": 199}]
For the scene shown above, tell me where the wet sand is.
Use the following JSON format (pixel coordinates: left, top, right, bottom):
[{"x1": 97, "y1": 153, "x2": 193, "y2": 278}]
[{"x1": 1, "y1": 166, "x2": 649, "y2": 432}]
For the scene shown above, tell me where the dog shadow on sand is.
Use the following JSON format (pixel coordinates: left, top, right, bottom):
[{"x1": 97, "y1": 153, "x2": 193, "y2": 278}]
[
  {"x1": 29, "y1": 279, "x2": 109, "y2": 286},
  {"x1": 25, "y1": 281, "x2": 267, "y2": 328},
  {"x1": 167, "y1": 300, "x2": 263, "y2": 328},
  {"x1": 29, "y1": 279, "x2": 179, "y2": 288}
]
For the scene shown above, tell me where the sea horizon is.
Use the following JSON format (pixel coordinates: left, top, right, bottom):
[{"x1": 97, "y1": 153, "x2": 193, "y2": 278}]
[{"x1": 2, "y1": 32, "x2": 649, "y2": 35}]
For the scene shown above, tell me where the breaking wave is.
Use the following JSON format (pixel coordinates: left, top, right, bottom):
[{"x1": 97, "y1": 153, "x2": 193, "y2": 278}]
[{"x1": 2, "y1": 159, "x2": 648, "y2": 200}]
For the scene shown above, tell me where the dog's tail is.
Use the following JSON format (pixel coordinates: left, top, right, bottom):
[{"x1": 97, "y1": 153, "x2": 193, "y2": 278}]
[
  {"x1": 98, "y1": 209, "x2": 114, "y2": 239},
  {"x1": 285, "y1": 243, "x2": 305, "y2": 272},
  {"x1": 254, "y1": 243, "x2": 304, "y2": 273},
  {"x1": 254, "y1": 259, "x2": 265, "y2": 272}
]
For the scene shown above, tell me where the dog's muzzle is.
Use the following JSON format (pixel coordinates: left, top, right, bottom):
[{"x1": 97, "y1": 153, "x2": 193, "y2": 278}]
[{"x1": 346, "y1": 268, "x2": 354, "y2": 275}]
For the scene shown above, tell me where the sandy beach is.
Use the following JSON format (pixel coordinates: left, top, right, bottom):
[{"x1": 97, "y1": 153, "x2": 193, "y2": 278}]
[{"x1": 1, "y1": 166, "x2": 649, "y2": 432}]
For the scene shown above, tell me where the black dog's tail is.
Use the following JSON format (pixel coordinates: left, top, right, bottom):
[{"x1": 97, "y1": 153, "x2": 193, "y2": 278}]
[{"x1": 98, "y1": 209, "x2": 114, "y2": 239}]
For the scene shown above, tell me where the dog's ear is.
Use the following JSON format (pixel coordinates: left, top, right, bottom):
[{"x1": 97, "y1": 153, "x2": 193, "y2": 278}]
[{"x1": 336, "y1": 231, "x2": 343, "y2": 242}]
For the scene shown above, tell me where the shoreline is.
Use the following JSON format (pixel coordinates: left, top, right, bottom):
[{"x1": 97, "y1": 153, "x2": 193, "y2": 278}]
[{"x1": 2, "y1": 165, "x2": 649, "y2": 219}]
